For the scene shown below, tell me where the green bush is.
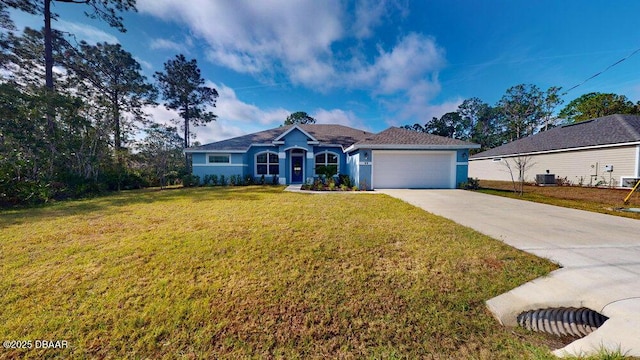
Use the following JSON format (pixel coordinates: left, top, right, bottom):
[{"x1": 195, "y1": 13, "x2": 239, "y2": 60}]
[
  {"x1": 181, "y1": 174, "x2": 200, "y2": 187},
  {"x1": 203, "y1": 174, "x2": 215, "y2": 186},
  {"x1": 338, "y1": 174, "x2": 352, "y2": 188},
  {"x1": 316, "y1": 165, "x2": 338, "y2": 184},
  {"x1": 459, "y1": 177, "x2": 480, "y2": 190},
  {"x1": 229, "y1": 174, "x2": 244, "y2": 186}
]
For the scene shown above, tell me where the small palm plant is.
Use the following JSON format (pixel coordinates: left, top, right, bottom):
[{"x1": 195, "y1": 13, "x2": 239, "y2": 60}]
[{"x1": 316, "y1": 165, "x2": 338, "y2": 185}]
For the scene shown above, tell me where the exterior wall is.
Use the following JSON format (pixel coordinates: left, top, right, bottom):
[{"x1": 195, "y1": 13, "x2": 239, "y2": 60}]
[
  {"x1": 313, "y1": 146, "x2": 345, "y2": 173},
  {"x1": 349, "y1": 148, "x2": 472, "y2": 190},
  {"x1": 191, "y1": 128, "x2": 350, "y2": 185},
  {"x1": 280, "y1": 128, "x2": 314, "y2": 184},
  {"x1": 469, "y1": 145, "x2": 638, "y2": 187},
  {"x1": 305, "y1": 150, "x2": 315, "y2": 183},
  {"x1": 246, "y1": 145, "x2": 279, "y2": 183},
  {"x1": 346, "y1": 151, "x2": 360, "y2": 185},
  {"x1": 358, "y1": 149, "x2": 373, "y2": 190},
  {"x1": 192, "y1": 153, "x2": 247, "y2": 182},
  {"x1": 456, "y1": 149, "x2": 470, "y2": 187}
]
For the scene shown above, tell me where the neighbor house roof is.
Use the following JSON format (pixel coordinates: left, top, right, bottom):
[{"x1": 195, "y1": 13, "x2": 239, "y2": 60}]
[
  {"x1": 185, "y1": 124, "x2": 374, "y2": 152},
  {"x1": 347, "y1": 127, "x2": 480, "y2": 151},
  {"x1": 470, "y1": 114, "x2": 640, "y2": 159}
]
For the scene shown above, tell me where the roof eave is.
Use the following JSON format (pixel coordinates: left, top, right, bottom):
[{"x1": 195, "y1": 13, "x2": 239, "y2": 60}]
[
  {"x1": 469, "y1": 141, "x2": 640, "y2": 160},
  {"x1": 349, "y1": 144, "x2": 480, "y2": 151},
  {"x1": 184, "y1": 148, "x2": 247, "y2": 153}
]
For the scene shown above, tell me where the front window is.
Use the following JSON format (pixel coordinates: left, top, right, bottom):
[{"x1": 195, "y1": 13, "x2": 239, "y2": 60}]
[
  {"x1": 315, "y1": 152, "x2": 338, "y2": 174},
  {"x1": 256, "y1": 152, "x2": 279, "y2": 175},
  {"x1": 208, "y1": 154, "x2": 230, "y2": 163}
]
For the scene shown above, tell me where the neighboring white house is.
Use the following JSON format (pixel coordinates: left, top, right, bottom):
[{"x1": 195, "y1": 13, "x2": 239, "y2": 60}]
[{"x1": 469, "y1": 114, "x2": 640, "y2": 187}]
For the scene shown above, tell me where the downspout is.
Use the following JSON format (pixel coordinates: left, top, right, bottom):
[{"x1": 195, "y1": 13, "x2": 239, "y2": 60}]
[{"x1": 635, "y1": 145, "x2": 640, "y2": 178}]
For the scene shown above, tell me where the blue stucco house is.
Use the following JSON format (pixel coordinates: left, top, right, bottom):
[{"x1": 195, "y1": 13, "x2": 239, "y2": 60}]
[{"x1": 185, "y1": 124, "x2": 479, "y2": 190}]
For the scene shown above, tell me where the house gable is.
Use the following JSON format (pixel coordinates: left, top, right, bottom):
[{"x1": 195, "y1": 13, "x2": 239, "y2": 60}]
[
  {"x1": 273, "y1": 125, "x2": 318, "y2": 145},
  {"x1": 275, "y1": 126, "x2": 317, "y2": 150}
]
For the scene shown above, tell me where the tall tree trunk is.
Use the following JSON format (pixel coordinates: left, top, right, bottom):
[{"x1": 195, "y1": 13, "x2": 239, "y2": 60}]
[
  {"x1": 43, "y1": 0, "x2": 57, "y2": 177},
  {"x1": 44, "y1": 0, "x2": 54, "y2": 92},
  {"x1": 184, "y1": 104, "x2": 190, "y2": 172},
  {"x1": 113, "y1": 94, "x2": 121, "y2": 151}
]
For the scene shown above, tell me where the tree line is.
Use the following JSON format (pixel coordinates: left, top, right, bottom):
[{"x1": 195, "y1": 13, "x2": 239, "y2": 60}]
[
  {"x1": 403, "y1": 85, "x2": 640, "y2": 153},
  {"x1": 3, "y1": 2, "x2": 639, "y2": 206},
  {"x1": 0, "y1": 0, "x2": 218, "y2": 206}
]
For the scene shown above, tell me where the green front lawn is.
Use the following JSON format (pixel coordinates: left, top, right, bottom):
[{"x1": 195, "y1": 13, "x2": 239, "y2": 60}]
[{"x1": 1, "y1": 187, "x2": 560, "y2": 359}]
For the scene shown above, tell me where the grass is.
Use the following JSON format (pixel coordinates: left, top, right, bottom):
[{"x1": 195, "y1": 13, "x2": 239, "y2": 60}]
[
  {"x1": 0, "y1": 186, "x2": 616, "y2": 359},
  {"x1": 478, "y1": 180, "x2": 640, "y2": 220}
]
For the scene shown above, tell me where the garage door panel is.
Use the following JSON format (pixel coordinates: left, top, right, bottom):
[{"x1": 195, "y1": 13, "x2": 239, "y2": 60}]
[{"x1": 373, "y1": 151, "x2": 454, "y2": 189}]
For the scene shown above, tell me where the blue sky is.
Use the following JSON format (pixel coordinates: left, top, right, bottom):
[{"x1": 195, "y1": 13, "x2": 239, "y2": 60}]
[{"x1": 11, "y1": 0, "x2": 640, "y2": 144}]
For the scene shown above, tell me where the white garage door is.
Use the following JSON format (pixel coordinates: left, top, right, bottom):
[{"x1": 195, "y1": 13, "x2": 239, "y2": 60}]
[{"x1": 373, "y1": 150, "x2": 455, "y2": 189}]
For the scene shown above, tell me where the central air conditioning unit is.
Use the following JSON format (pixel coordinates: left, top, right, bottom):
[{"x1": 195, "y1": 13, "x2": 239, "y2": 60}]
[
  {"x1": 621, "y1": 177, "x2": 640, "y2": 188},
  {"x1": 536, "y1": 174, "x2": 556, "y2": 186}
]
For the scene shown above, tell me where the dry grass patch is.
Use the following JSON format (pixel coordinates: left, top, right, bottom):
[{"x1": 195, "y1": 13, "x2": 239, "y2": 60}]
[
  {"x1": 479, "y1": 180, "x2": 640, "y2": 220},
  {"x1": 2, "y1": 186, "x2": 565, "y2": 358}
]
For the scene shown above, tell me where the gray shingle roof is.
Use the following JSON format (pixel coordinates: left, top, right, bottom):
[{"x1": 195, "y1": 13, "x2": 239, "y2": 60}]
[
  {"x1": 187, "y1": 124, "x2": 374, "y2": 151},
  {"x1": 470, "y1": 114, "x2": 640, "y2": 159},
  {"x1": 187, "y1": 124, "x2": 480, "y2": 152},
  {"x1": 354, "y1": 127, "x2": 480, "y2": 147}
]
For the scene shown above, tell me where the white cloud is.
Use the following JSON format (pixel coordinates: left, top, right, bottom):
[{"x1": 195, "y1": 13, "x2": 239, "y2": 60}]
[
  {"x1": 144, "y1": 105, "x2": 180, "y2": 128},
  {"x1": 135, "y1": 57, "x2": 153, "y2": 70},
  {"x1": 137, "y1": 1, "x2": 450, "y2": 129},
  {"x1": 193, "y1": 121, "x2": 250, "y2": 144},
  {"x1": 371, "y1": 34, "x2": 445, "y2": 94},
  {"x1": 138, "y1": 0, "x2": 343, "y2": 74},
  {"x1": 57, "y1": 20, "x2": 119, "y2": 44},
  {"x1": 352, "y1": 0, "x2": 389, "y2": 39},
  {"x1": 313, "y1": 108, "x2": 369, "y2": 130},
  {"x1": 209, "y1": 82, "x2": 290, "y2": 127},
  {"x1": 137, "y1": 1, "x2": 445, "y2": 92},
  {"x1": 149, "y1": 38, "x2": 190, "y2": 53},
  {"x1": 384, "y1": 97, "x2": 464, "y2": 127}
]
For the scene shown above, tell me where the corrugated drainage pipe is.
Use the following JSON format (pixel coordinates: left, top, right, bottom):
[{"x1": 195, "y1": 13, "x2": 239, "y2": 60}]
[{"x1": 517, "y1": 307, "x2": 608, "y2": 337}]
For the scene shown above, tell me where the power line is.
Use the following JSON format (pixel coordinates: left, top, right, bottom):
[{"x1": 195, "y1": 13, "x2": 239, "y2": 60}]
[{"x1": 563, "y1": 46, "x2": 640, "y2": 95}]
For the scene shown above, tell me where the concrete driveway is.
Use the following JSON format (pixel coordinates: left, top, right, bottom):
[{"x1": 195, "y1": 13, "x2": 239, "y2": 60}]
[{"x1": 379, "y1": 189, "x2": 640, "y2": 357}]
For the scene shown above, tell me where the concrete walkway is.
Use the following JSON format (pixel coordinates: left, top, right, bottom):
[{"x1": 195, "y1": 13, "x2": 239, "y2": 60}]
[{"x1": 379, "y1": 189, "x2": 640, "y2": 358}]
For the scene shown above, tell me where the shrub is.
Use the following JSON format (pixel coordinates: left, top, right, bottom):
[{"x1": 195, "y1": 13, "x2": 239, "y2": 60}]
[
  {"x1": 338, "y1": 174, "x2": 352, "y2": 188},
  {"x1": 259, "y1": 174, "x2": 266, "y2": 185},
  {"x1": 244, "y1": 175, "x2": 254, "y2": 185},
  {"x1": 271, "y1": 175, "x2": 279, "y2": 185},
  {"x1": 316, "y1": 165, "x2": 338, "y2": 184},
  {"x1": 556, "y1": 176, "x2": 571, "y2": 186},
  {"x1": 459, "y1": 177, "x2": 480, "y2": 190},
  {"x1": 229, "y1": 174, "x2": 241, "y2": 186},
  {"x1": 219, "y1": 175, "x2": 227, "y2": 186},
  {"x1": 181, "y1": 174, "x2": 200, "y2": 187},
  {"x1": 203, "y1": 175, "x2": 214, "y2": 186}
]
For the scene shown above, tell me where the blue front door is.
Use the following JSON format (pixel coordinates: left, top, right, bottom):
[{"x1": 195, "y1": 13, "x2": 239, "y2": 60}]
[{"x1": 291, "y1": 155, "x2": 303, "y2": 183}]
